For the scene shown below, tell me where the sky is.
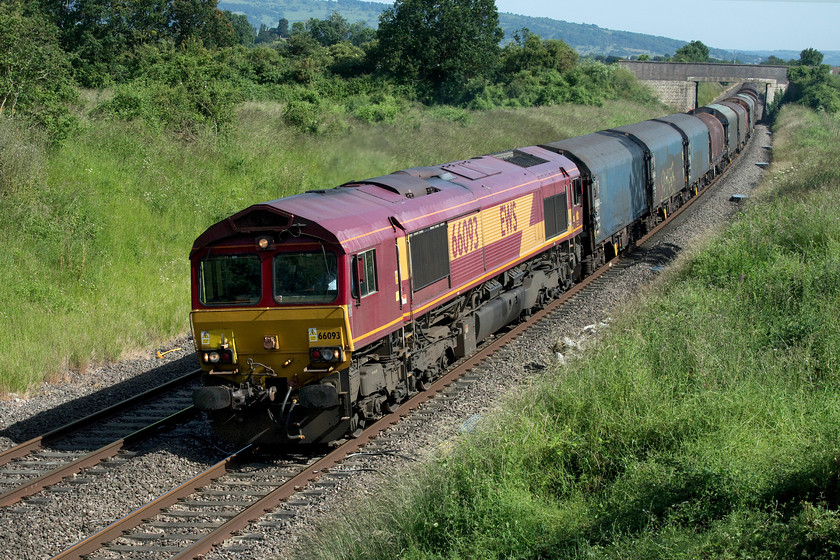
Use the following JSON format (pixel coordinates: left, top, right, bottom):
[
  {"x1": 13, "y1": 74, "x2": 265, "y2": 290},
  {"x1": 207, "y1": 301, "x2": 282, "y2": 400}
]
[{"x1": 365, "y1": 0, "x2": 840, "y2": 53}]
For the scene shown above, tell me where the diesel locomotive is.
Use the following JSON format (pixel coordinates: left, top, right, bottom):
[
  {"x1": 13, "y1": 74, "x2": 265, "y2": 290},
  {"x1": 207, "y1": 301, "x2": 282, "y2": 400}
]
[{"x1": 190, "y1": 85, "x2": 759, "y2": 446}]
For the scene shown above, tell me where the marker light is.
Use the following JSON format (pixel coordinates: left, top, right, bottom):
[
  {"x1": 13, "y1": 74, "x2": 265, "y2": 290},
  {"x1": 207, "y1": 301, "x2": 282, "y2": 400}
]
[
  {"x1": 256, "y1": 236, "x2": 273, "y2": 250},
  {"x1": 202, "y1": 350, "x2": 234, "y2": 365}
]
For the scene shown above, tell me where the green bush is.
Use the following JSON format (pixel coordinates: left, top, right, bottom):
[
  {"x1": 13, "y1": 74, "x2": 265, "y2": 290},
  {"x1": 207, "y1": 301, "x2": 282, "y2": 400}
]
[
  {"x1": 95, "y1": 75, "x2": 238, "y2": 137},
  {"x1": 465, "y1": 62, "x2": 659, "y2": 110},
  {"x1": 354, "y1": 97, "x2": 401, "y2": 124},
  {"x1": 283, "y1": 99, "x2": 324, "y2": 132},
  {"x1": 780, "y1": 65, "x2": 840, "y2": 115}
]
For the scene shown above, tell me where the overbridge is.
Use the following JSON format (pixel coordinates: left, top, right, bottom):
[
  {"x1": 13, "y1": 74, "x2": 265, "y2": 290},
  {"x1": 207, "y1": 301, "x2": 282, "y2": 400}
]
[{"x1": 618, "y1": 61, "x2": 789, "y2": 111}]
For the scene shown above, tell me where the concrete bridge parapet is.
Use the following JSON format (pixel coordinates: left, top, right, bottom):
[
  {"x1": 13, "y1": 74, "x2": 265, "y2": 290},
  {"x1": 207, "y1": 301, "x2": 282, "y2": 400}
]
[{"x1": 618, "y1": 60, "x2": 789, "y2": 109}]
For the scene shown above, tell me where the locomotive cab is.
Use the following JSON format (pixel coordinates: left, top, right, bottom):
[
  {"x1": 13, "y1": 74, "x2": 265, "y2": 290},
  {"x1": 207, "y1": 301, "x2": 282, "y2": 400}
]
[{"x1": 189, "y1": 207, "x2": 358, "y2": 445}]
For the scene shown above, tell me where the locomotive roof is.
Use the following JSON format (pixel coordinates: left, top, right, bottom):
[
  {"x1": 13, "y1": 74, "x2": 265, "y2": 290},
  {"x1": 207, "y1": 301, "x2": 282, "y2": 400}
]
[{"x1": 191, "y1": 147, "x2": 579, "y2": 256}]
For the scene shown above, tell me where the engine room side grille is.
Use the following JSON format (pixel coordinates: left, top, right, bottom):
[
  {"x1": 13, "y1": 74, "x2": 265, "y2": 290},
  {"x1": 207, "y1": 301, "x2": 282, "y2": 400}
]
[{"x1": 409, "y1": 223, "x2": 450, "y2": 291}]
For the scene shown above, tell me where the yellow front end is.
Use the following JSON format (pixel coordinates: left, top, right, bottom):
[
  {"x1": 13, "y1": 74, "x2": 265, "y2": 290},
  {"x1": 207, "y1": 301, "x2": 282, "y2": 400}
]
[
  {"x1": 191, "y1": 305, "x2": 352, "y2": 384},
  {"x1": 190, "y1": 305, "x2": 355, "y2": 445}
]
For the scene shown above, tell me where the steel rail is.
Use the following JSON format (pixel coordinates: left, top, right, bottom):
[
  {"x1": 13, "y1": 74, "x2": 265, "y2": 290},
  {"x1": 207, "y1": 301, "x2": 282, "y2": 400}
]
[
  {"x1": 0, "y1": 370, "x2": 202, "y2": 467},
  {"x1": 49, "y1": 445, "x2": 253, "y2": 560},
  {"x1": 0, "y1": 406, "x2": 198, "y2": 507}
]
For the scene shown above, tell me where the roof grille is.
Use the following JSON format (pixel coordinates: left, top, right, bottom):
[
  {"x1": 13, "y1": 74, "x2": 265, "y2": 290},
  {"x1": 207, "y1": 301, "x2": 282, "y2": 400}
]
[{"x1": 494, "y1": 149, "x2": 549, "y2": 168}]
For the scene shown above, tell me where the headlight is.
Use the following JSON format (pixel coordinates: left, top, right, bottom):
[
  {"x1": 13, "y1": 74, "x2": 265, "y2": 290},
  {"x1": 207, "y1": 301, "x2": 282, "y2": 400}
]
[
  {"x1": 310, "y1": 347, "x2": 343, "y2": 363},
  {"x1": 202, "y1": 349, "x2": 234, "y2": 365}
]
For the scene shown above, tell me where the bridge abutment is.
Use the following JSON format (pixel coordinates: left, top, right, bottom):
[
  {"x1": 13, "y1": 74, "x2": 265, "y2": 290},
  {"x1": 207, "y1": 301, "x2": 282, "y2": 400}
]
[{"x1": 638, "y1": 80, "x2": 697, "y2": 111}]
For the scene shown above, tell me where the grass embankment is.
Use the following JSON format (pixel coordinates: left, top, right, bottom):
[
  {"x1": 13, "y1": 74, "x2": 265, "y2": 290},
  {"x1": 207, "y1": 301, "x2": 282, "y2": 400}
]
[
  {"x1": 698, "y1": 82, "x2": 727, "y2": 106},
  {"x1": 302, "y1": 105, "x2": 840, "y2": 559},
  {"x1": 0, "y1": 99, "x2": 660, "y2": 394}
]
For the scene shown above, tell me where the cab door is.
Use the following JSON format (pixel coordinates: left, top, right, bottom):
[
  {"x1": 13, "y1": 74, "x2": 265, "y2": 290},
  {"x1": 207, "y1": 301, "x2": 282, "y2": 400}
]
[{"x1": 349, "y1": 239, "x2": 403, "y2": 350}]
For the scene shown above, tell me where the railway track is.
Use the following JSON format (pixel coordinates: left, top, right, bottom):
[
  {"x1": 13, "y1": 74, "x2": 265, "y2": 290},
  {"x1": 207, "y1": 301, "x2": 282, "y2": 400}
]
[
  {"x1": 44, "y1": 148, "x2": 740, "y2": 560},
  {"x1": 0, "y1": 370, "x2": 201, "y2": 508}
]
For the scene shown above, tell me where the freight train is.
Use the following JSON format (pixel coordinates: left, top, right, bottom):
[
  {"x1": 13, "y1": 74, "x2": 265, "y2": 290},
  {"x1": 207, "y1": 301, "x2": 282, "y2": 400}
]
[{"x1": 190, "y1": 84, "x2": 760, "y2": 446}]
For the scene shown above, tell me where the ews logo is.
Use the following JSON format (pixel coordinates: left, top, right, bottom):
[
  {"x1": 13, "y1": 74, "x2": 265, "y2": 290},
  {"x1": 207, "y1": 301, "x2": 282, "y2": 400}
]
[{"x1": 500, "y1": 202, "x2": 518, "y2": 237}]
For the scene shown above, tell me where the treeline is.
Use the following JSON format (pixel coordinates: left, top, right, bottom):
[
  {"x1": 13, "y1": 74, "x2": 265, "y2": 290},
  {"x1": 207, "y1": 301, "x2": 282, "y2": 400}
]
[
  {"x1": 761, "y1": 47, "x2": 825, "y2": 67},
  {"x1": 771, "y1": 49, "x2": 840, "y2": 114},
  {"x1": 3, "y1": 0, "x2": 837, "y2": 143},
  {"x1": 0, "y1": 0, "x2": 656, "y2": 142}
]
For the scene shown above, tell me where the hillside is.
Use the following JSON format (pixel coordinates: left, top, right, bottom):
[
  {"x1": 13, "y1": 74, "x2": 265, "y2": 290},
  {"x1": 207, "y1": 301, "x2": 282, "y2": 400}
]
[{"x1": 218, "y1": 0, "x2": 840, "y2": 65}]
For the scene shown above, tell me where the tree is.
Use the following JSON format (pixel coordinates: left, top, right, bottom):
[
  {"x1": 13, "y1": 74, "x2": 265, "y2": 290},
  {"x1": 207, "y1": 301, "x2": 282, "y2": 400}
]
[
  {"x1": 375, "y1": 0, "x2": 504, "y2": 101},
  {"x1": 673, "y1": 40, "x2": 709, "y2": 63},
  {"x1": 306, "y1": 12, "x2": 350, "y2": 47},
  {"x1": 0, "y1": 4, "x2": 76, "y2": 139},
  {"x1": 798, "y1": 47, "x2": 824, "y2": 67},
  {"x1": 301, "y1": 13, "x2": 375, "y2": 48},
  {"x1": 501, "y1": 29, "x2": 577, "y2": 76},
  {"x1": 255, "y1": 24, "x2": 277, "y2": 44},
  {"x1": 169, "y1": 0, "x2": 235, "y2": 48},
  {"x1": 762, "y1": 55, "x2": 788, "y2": 66},
  {"x1": 222, "y1": 11, "x2": 254, "y2": 46},
  {"x1": 348, "y1": 22, "x2": 375, "y2": 46},
  {"x1": 637, "y1": 54, "x2": 650, "y2": 61},
  {"x1": 286, "y1": 22, "x2": 321, "y2": 57},
  {"x1": 277, "y1": 18, "x2": 289, "y2": 38}
]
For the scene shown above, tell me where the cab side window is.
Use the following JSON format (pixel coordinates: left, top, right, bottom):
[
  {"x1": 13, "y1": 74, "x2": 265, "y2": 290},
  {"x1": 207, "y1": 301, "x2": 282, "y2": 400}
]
[{"x1": 352, "y1": 249, "x2": 378, "y2": 299}]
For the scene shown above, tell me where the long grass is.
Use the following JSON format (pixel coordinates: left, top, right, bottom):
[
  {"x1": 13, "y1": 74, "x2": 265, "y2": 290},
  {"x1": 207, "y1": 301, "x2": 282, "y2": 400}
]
[
  {"x1": 0, "y1": 98, "x2": 663, "y2": 394},
  {"x1": 296, "y1": 105, "x2": 840, "y2": 559}
]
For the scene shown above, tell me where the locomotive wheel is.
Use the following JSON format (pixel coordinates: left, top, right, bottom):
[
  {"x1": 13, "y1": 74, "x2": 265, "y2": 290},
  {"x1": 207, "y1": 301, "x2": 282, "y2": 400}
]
[{"x1": 349, "y1": 412, "x2": 366, "y2": 439}]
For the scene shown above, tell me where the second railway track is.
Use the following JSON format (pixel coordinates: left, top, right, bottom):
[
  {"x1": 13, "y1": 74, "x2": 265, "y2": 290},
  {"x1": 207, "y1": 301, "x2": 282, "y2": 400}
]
[{"x1": 0, "y1": 371, "x2": 202, "y2": 508}]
